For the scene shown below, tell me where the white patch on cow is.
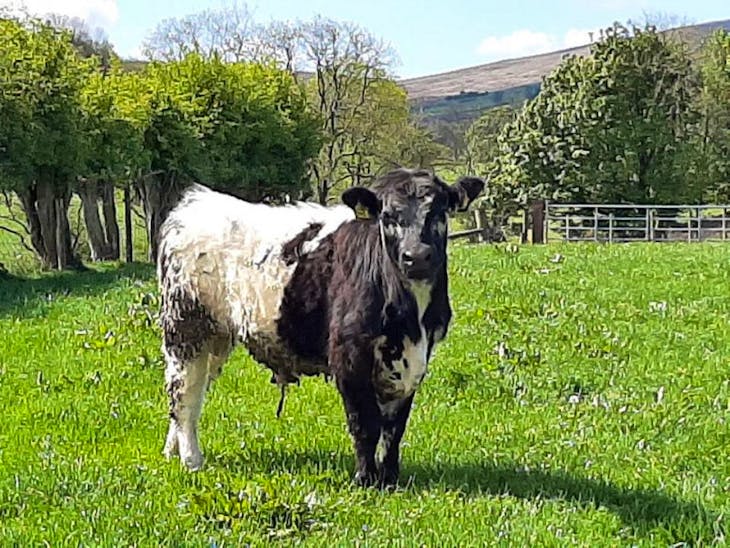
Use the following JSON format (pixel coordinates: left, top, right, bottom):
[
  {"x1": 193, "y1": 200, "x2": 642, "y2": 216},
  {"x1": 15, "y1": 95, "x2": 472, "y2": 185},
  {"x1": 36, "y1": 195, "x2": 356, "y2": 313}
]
[
  {"x1": 374, "y1": 280, "x2": 433, "y2": 402},
  {"x1": 159, "y1": 184, "x2": 354, "y2": 366},
  {"x1": 378, "y1": 398, "x2": 403, "y2": 420},
  {"x1": 435, "y1": 220, "x2": 447, "y2": 236},
  {"x1": 376, "y1": 428, "x2": 394, "y2": 465}
]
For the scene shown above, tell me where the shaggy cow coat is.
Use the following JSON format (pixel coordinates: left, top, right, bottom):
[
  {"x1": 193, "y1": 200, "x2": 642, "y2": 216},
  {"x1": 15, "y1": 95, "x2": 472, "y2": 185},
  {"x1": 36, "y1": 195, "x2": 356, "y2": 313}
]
[{"x1": 158, "y1": 168, "x2": 484, "y2": 487}]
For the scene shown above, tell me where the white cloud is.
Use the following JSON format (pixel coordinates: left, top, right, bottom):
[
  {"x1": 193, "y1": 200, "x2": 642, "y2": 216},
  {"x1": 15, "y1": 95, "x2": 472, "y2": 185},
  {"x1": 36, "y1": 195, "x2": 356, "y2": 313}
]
[
  {"x1": 1, "y1": 0, "x2": 119, "y2": 29},
  {"x1": 476, "y1": 27, "x2": 601, "y2": 61}
]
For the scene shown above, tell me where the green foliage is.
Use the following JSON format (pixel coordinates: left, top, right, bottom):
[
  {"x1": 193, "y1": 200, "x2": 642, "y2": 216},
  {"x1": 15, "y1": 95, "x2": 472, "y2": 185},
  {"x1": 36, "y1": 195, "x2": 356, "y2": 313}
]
[
  {"x1": 466, "y1": 105, "x2": 517, "y2": 174},
  {"x1": 0, "y1": 19, "x2": 93, "y2": 190},
  {"x1": 413, "y1": 83, "x2": 541, "y2": 124},
  {"x1": 494, "y1": 24, "x2": 700, "y2": 206},
  {"x1": 0, "y1": 244, "x2": 728, "y2": 544},
  {"x1": 141, "y1": 54, "x2": 321, "y2": 199},
  {"x1": 694, "y1": 30, "x2": 730, "y2": 202},
  {"x1": 79, "y1": 61, "x2": 151, "y2": 182}
]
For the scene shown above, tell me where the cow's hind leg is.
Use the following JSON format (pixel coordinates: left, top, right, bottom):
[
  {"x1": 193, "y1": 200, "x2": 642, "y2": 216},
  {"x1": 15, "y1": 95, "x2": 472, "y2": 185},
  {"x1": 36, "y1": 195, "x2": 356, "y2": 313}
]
[
  {"x1": 163, "y1": 333, "x2": 232, "y2": 470},
  {"x1": 164, "y1": 350, "x2": 209, "y2": 470}
]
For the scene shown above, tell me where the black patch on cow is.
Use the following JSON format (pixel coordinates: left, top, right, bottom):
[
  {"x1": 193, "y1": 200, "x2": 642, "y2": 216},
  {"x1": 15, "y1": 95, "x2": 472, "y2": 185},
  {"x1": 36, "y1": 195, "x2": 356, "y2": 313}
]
[
  {"x1": 402, "y1": 359, "x2": 409, "y2": 369},
  {"x1": 276, "y1": 233, "x2": 335, "y2": 360},
  {"x1": 167, "y1": 377, "x2": 183, "y2": 420},
  {"x1": 159, "y1": 285, "x2": 217, "y2": 363},
  {"x1": 281, "y1": 222, "x2": 324, "y2": 266}
]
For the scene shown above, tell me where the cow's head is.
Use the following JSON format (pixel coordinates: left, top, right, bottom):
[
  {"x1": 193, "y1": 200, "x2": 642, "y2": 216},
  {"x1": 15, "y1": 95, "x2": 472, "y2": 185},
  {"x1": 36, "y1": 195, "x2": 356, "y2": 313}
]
[{"x1": 342, "y1": 168, "x2": 484, "y2": 281}]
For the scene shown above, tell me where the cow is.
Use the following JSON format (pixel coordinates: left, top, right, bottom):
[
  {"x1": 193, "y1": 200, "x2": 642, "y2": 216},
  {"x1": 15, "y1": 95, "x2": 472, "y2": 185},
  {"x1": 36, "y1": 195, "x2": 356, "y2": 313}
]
[{"x1": 157, "y1": 168, "x2": 484, "y2": 487}]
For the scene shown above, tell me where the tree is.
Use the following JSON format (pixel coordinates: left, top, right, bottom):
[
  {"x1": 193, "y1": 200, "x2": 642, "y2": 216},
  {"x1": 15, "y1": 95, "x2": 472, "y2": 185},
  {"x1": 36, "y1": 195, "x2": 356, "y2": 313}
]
[
  {"x1": 694, "y1": 30, "x2": 730, "y2": 201},
  {"x1": 142, "y1": 1, "x2": 258, "y2": 62},
  {"x1": 494, "y1": 23, "x2": 699, "y2": 206},
  {"x1": 0, "y1": 18, "x2": 93, "y2": 270},
  {"x1": 78, "y1": 63, "x2": 151, "y2": 261},
  {"x1": 299, "y1": 16, "x2": 396, "y2": 203},
  {"x1": 137, "y1": 54, "x2": 321, "y2": 260},
  {"x1": 41, "y1": 12, "x2": 114, "y2": 63},
  {"x1": 465, "y1": 106, "x2": 517, "y2": 173}
]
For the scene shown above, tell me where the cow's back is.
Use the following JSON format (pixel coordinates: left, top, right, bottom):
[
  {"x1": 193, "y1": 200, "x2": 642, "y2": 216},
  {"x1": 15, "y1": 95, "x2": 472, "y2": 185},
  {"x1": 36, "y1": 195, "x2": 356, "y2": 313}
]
[{"x1": 158, "y1": 185, "x2": 353, "y2": 374}]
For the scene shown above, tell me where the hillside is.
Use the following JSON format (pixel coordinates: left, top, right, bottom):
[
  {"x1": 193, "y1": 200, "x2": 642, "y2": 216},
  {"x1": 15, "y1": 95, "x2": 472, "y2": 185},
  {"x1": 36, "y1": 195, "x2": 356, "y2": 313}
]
[{"x1": 404, "y1": 18, "x2": 730, "y2": 123}]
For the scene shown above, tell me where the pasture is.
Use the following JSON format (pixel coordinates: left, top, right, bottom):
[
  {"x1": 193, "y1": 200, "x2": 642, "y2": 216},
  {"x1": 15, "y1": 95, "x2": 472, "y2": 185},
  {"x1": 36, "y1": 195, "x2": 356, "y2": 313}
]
[{"x1": 0, "y1": 243, "x2": 728, "y2": 545}]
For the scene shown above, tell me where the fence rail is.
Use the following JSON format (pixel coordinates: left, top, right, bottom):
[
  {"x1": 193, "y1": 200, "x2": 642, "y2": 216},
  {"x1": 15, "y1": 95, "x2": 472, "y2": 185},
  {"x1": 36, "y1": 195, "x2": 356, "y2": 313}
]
[{"x1": 544, "y1": 202, "x2": 730, "y2": 243}]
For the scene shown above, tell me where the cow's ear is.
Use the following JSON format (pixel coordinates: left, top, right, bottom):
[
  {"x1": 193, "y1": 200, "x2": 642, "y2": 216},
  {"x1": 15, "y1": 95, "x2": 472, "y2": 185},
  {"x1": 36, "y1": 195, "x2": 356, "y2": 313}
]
[
  {"x1": 342, "y1": 187, "x2": 381, "y2": 221},
  {"x1": 448, "y1": 176, "x2": 485, "y2": 212}
]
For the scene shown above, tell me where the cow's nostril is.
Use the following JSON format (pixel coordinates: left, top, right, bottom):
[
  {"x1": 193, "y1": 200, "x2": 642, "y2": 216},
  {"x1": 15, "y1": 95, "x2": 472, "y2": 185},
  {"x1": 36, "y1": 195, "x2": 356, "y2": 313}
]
[{"x1": 402, "y1": 251, "x2": 414, "y2": 264}]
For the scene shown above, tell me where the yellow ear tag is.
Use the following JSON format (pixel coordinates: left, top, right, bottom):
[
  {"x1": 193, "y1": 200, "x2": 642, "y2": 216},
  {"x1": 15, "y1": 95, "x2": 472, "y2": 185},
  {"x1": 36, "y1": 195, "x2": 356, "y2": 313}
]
[{"x1": 354, "y1": 203, "x2": 372, "y2": 220}]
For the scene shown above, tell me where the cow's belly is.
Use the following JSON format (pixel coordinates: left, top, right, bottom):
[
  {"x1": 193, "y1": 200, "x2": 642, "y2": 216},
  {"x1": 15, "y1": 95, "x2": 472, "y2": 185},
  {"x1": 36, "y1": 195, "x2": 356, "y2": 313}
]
[
  {"x1": 373, "y1": 328, "x2": 430, "y2": 401},
  {"x1": 230, "y1": 255, "x2": 329, "y2": 379}
]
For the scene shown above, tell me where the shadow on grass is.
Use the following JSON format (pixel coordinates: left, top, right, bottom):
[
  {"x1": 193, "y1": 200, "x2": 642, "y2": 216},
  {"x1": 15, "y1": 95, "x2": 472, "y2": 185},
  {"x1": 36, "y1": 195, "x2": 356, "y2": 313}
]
[
  {"x1": 217, "y1": 446, "x2": 722, "y2": 542},
  {"x1": 0, "y1": 262, "x2": 155, "y2": 318}
]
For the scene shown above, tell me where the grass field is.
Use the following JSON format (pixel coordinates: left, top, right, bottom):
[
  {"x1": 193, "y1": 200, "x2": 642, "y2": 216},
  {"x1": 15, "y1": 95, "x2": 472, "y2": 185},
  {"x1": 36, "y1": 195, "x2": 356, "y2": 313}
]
[{"x1": 1, "y1": 243, "x2": 728, "y2": 546}]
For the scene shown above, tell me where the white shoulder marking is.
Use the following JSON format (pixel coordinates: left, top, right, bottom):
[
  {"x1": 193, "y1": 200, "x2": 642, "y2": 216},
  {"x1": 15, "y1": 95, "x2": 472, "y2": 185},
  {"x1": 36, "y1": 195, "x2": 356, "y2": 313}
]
[{"x1": 375, "y1": 280, "x2": 434, "y2": 403}]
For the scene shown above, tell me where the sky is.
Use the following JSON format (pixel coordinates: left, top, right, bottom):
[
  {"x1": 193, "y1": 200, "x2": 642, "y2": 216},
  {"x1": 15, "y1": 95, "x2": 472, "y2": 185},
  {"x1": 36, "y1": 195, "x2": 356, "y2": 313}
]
[{"x1": 3, "y1": 0, "x2": 728, "y2": 78}]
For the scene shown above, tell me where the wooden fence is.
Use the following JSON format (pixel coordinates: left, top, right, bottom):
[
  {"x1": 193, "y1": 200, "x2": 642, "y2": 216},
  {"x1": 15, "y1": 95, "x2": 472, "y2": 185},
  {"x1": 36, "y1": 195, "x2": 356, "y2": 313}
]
[{"x1": 541, "y1": 202, "x2": 730, "y2": 243}]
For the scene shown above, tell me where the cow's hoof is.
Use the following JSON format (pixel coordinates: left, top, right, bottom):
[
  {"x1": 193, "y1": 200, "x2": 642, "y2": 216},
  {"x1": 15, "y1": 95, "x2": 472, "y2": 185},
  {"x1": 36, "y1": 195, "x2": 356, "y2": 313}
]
[
  {"x1": 354, "y1": 470, "x2": 378, "y2": 488},
  {"x1": 163, "y1": 439, "x2": 179, "y2": 459},
  {"x1": 377, "y1": 469, "x2": 399, "y2": 490},
  {"x1": 181, "y1": 453, "x2": 204, "y2": 471}
]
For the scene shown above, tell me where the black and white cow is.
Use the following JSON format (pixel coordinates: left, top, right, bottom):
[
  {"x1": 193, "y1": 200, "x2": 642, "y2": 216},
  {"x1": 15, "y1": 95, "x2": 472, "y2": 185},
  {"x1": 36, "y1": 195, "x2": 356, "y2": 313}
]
[{"x1": 157, "y1": 168, "x2": 484, "y2": 487}]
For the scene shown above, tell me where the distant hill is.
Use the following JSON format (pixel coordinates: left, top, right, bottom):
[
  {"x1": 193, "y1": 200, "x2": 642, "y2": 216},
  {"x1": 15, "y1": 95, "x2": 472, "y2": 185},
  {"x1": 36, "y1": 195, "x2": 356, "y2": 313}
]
[{"x1": 402, "y1": 19, "x2": 730, "y2": 124}]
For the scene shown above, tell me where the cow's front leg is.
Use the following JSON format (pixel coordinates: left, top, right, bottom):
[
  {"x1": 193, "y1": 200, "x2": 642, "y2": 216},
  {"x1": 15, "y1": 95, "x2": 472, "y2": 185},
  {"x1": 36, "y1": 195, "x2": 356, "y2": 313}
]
[
  {"x1": 377, "y1": 393, "x2": 415, "y2": 488},
  {"x1": 336, "y1": 375, "x2": 382, "y2": 487}
]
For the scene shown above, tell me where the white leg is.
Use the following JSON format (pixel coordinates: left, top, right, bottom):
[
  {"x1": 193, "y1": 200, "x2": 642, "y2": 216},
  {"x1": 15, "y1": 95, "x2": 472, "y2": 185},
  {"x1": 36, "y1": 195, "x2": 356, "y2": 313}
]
[{"x1": 164, "y1": 352, "x2": 209, "y2": 471}]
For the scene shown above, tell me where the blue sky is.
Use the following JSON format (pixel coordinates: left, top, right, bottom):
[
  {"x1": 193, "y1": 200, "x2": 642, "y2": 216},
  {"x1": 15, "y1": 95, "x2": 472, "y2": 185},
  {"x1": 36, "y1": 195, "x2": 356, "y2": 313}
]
[{"x1": 7, "y1": 0, "x2": 729, "y2": 78}]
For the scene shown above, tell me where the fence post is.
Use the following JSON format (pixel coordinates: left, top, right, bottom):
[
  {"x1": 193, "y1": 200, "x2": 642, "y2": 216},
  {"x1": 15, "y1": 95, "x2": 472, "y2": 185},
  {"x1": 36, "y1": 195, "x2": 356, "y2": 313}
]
[
  {"x1": 608, "y1": 213, "x2": 614, "y2": 243},
  {"x1": 594, "y1": 208, "x2": 599, "y2": 242},
  {"x1": 124, "y1": 185, "x2": 133, "y2": 263},
  {"x1": 474, "y1": 209, "x2": 489, "y2": 243},
  {"x1": 645, "y1": 209, "x2": 651, "y2": 241},
  {"x1": 724, "y1": 208, "x2": 728, "y2": 241},
  {"x1": 531, "y1": 200, "x2": 545, "y2": 244},
  {"x1": 687, "y1": 209, "x2": 692, "y2": 243},
  {"x1": 697, "y1": 207, "x2": 702, "y2": 242},
  {"x1": 521, "y1": 209, "x2": 529, "y2": 244}
]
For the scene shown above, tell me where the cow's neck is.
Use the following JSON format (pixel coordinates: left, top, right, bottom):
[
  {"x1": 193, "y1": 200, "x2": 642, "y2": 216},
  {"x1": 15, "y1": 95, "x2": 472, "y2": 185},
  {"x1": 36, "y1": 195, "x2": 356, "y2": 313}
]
[{"x1": 407, "y1": 280, "x2": 432, "y2": 324}]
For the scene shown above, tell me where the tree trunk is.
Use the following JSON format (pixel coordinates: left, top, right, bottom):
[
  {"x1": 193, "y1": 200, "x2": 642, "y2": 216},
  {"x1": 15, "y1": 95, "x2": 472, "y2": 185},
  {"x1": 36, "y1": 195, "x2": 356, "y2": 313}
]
[
  {"x1": 137, "y1": 173, "x2": 185, "y2": 263},
  {"x1": 78, "y1": 181, "x2": 110, "y2": 261},
  {"x1": 36, "y1": 179, "x2": 60, "y2": 269},
  {"x1": 17, "y1": 186, "x2": 46, "y2": 261},
  {"x1": 77, "y1": 180, "x2": 120, "y2": 261},
  {"x1": 17, "y1": 177, "x2": 81, "y2": 270},
  {"x1": 101, "y1": 181, "x2": 120, "y2": 260},
  {"x1": 124, "y1": 185, "x2": 133, "y2": 263}
]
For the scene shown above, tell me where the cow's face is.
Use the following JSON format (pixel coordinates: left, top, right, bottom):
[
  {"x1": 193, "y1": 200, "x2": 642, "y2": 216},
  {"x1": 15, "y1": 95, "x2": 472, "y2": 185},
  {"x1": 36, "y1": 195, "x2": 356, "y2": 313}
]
[{"x1": 342, "y1": 169, "x2": 484, "y2": 281}]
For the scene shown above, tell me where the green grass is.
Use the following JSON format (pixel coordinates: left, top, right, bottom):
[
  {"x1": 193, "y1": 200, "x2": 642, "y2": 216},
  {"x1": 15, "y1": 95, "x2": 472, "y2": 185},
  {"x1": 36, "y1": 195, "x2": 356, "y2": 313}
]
[{"x1": 1, "y1": 243, "x2": 728, "y2": 545}]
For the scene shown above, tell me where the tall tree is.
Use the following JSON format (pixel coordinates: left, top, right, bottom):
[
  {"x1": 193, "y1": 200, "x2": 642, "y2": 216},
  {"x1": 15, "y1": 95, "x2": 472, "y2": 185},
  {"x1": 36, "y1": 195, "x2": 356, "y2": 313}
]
[
  {"x1": 494, "y1": 23, "x2": 699, "y2": 206},
  {"x1": 695, "y1": 30, "x2": 730, "y2": 202},
  {"x1": 299, "y1": 16, "x2": 396, "y2": 203},
  {"x1": 0, "y1": 18, "x2": 92, "y2": 270},
  {"x1": 137, "y1": 54, "x2": 320, "y2": 260},
  {"x1": 142, "y1": 1, "x2": 258, "y2": 62},
  {"x1": 78, "y1": 64, "x2": 150, "y2": 261}
]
